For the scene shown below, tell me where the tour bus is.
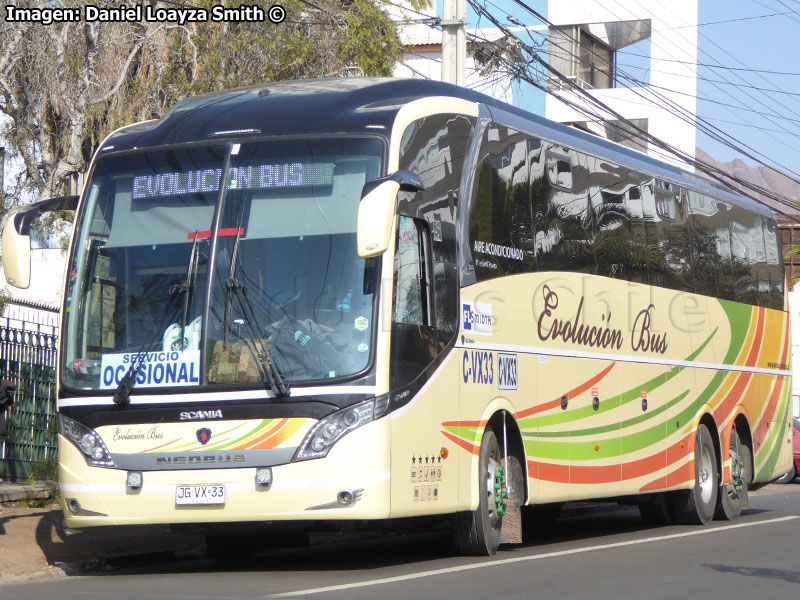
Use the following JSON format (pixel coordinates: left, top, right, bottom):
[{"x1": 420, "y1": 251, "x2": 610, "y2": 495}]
[{"x1": 2, "y1": 78, "x2": 793, "y2": 556}]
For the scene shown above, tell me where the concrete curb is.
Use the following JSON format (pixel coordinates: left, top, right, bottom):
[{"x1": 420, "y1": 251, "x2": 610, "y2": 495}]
[{"x1": 0, "y1": 482, "x2": 54, "y2": 503}]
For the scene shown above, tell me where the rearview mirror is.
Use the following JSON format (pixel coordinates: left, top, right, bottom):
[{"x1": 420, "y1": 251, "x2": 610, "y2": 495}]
[
  {"x1": 356, "y1": 171, "x2": 424, "y2": 258},
  {"x1": 2, "y1": 195, "x2": 78, "y2": 289}
]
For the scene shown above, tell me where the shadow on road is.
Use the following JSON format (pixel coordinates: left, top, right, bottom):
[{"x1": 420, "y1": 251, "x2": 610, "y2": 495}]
[
  {"x1": 704, "y1": 564, "x2": 800, "y2": 584},
  {"x1": 20, "y1": 499, "x2": 783, "y2": 579},
  {"x1": 73, "y1": 503, "x2": 750, "y2": 577}
]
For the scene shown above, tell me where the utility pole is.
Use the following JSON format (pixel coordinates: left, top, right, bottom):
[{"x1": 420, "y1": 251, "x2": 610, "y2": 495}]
[{"x1": 441, "y1": 0, "x2": 466, "y2": 86}]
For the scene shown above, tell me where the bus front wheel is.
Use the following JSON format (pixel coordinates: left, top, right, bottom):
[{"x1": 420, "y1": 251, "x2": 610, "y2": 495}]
[
  {"x1": 669, "y1": 424, "x2": 718, "y2": 525},
  {"x1": 453, "y1": 429, "x2": 505, "y2": 555}
]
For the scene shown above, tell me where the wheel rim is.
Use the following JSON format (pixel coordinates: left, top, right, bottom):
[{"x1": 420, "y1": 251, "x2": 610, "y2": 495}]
[
  {"x1": 486, "y1": 457, "x2": 506, "y2": 526},
  {"x1": 486, "y1": 458, "x2": 498, "y2": 525},
  {"x1": 728, "y1": 443, "x2": 745, "y2": 498},
  {"x1": 698, "y1": 442, "x2": 715, "y2": 503}
]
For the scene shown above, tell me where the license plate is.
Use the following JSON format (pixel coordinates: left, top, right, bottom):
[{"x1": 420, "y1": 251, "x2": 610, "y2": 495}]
[{"x1": 176, "y1": 485, "x2": 226, "y2": 505}]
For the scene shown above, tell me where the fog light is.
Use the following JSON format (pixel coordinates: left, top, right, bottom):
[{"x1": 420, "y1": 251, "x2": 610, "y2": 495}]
[
  {"x1": 256, "y1": 467, "x2": 273, "y2": 488},
  {"x1": 126, "y1": 471, "x2": 143, "y2": 490},
  {"x1": 67, "y1": 498, "x2": 81, "y2": 513},
  {"x1": 337, "y1": 490, "x2": 354, "y2": 505}
]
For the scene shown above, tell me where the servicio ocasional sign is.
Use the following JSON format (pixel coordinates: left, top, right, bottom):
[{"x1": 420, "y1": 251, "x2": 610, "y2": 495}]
[{"x1": 99, "y1": 350, "x2": 200, "y2": 389}]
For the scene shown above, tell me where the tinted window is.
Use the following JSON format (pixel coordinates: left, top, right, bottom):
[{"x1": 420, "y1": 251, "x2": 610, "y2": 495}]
[
  {"x1": 468, "y1": 125, "x2": 533, "y2": 280},
  {"x1": 728, "y1": 205, "x2": 768, "y2": 306},
  {"x1": 588, "y1": 158, "x2": 648, "y2": 284},
  {"x1": 687, "y1": 192, "x2": 734, "y2": 300},
  {"x1": 394, "y1": 216, "x2": 431, "y2": 326},
  {"x1": 642, "y1": 179, "x2": 693, "y2": 292},
  {"x1": 533, "y1": 145, "x2": 595, "y2": 273},
  {"x1": 399, "y1": 113, "x2": 476, "y2": 341},
  {"x1": 764, "y1": 219, "x2": 784, "y2": 309}
]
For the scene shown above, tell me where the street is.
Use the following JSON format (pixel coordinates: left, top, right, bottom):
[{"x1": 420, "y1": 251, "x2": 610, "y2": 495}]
[{"x1": 2, "y1": 483, "x2": 799, "y2": 599}]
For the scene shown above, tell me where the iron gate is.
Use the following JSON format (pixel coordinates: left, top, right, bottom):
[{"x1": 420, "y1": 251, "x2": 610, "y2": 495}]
[{"x1": 0, "y1": 301, "x2": 59, "y2": 482}]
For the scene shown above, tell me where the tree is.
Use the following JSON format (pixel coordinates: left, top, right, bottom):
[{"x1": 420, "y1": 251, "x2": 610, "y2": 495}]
[{"x1": 0, "y1": 0, "x2": 406, "y2": 210}]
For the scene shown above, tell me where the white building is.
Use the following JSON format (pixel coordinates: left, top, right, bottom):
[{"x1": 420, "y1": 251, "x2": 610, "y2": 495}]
[
  {"x1": 393, "y1": 0, "x2": 699, "y2": 170},
  {"x1": 546, "y1": 0, "x2": 698, "y2": 170}
]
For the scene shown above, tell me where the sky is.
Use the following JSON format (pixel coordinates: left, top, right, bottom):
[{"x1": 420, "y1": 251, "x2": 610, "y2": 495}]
[{"x1": 692, "y1": 0, "x2": 800, "y2": 179}]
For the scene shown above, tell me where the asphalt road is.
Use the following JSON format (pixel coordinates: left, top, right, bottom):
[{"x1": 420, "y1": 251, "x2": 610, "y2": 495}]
[{"x1": 4, "y1": 484, "x2": 800, "y2": 600}]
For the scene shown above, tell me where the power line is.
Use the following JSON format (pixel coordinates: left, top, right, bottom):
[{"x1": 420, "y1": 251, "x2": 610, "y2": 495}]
[
  {"x1": 465, "y1": 0, "x2": 800, "y2": 217},
  {"x1": 617, "y1": 0, "x2": 800, "y2": 173},
  {"x1": 618, "y1": 52, "x2": 800, "y2": 77},
  {"x1": 586, "y1": 0, "x2": 800, "y2": 185},
  {"x1": 616, "y1": 61, "x2": 800, "y2": 98},
  {"x1": 392, "y1": 0, "x2": 800, "y2": 217},
  {"x1": 654, "y1": 10, "x2": 800, "y2": 30}
]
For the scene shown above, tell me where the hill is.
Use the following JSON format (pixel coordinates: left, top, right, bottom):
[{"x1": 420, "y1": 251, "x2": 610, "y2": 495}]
[{"x1": 696, "y1": 148, "x2": 800, "y2": 218}]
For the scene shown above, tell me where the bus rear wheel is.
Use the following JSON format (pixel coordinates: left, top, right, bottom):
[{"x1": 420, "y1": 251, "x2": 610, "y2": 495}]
[
  {"x1": 715, "y1": 428, "x2": 750, "y2": 520},
  {"x1": 669, "y1": 424, "x2": 718, "y2": 525},
  {"x1": 453, "y1": 429, "x2": 505, "y2": 555}
]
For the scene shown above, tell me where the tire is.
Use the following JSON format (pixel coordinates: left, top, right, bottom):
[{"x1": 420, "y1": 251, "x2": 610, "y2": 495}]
[
  {"x1": 668, "y1": 424, "x2": 718, "y2": 525},
  {"x1": 773, "y1": 464, "x2": 796, "y2": 484},
  {"x1": 715, "y1": 428, "x2": 750, "y2": 520},
  {"x1": 453, "y1": 429, "x2": 504, "y2": 555}
]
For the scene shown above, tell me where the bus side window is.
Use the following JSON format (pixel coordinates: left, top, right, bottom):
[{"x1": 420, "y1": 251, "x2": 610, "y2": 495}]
[
  {"x1": 764, "y1": 219, "x2": 784, "y2": 310},
  {"x1": 589, "y1": 158, "x2": 648, "y2": 284},
  {"x1": 393, "y1": 216, "x2": 432, "y2": 327},
  {"x1": 390, "y1": 216, "x2": 437, "y2": 389},
  {"x1": 728, "y1": 207, "x2": 768, "y2": 306},
  {"x1": 467, "y1": 125, "x2": 533, "y2": 280},
  {"x1": 641, "y1": 179, "x2": 693, "y2": 293},
  {"x1": 534, "y1": 147, "x2": 594, "y2": 274},
  {"x1": 687, "y1": 192, "x2": 734, "y2": 300},
  {"x1": 397, "y1": 113, "x2": 476, "y2": 343}
]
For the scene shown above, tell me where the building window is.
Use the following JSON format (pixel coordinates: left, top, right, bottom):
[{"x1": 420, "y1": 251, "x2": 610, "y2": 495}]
[
  {"x1": 549, "y1": 25, "x2": 614, "y2": 90},
  {"x1": 566, "y1": 119, "x2": 649, "y2": 154}
]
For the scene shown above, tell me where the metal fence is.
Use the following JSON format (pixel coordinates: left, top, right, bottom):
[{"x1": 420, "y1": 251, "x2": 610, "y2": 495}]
[{"x1": 0, "y1": 301, "x2": 59, "y2": 482}]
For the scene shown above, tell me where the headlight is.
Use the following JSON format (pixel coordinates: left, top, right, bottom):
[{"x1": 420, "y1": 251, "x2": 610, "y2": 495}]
[
  {"x1": 293, "y1": 395, "x2": 390, "y2": 461},
  {"x1": 59, "y1": 415, "x2": 116, "y2": 468}
]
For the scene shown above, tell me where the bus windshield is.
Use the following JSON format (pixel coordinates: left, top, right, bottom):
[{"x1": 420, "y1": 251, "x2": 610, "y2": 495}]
[{"x1": 62, "y1": 138, "x2": 383, "y2": 392}]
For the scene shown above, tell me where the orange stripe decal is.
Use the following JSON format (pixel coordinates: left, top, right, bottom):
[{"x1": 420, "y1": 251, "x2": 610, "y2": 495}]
[{"x1": 516, "y1": 362, "x2": 616, "y2": 420}]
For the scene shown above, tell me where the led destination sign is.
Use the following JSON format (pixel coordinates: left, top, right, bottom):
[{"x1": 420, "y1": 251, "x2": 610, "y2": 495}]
[{"x1": 132, "y1": 162, "x2": 335, "y2": 199}]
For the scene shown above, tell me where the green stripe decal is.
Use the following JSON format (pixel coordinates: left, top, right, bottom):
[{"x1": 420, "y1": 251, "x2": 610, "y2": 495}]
[{"x1": 719, "y1": 300, "x2": 752, "y2": 365}]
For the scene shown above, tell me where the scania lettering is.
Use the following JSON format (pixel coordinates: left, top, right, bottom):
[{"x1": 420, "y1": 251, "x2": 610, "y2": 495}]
[{"x1": 179, "y1": 410, "x2": 224, "y2": 421}]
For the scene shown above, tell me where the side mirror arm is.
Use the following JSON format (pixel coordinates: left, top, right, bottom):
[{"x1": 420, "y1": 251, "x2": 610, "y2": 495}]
[
  {"x1": 360, "y1": 170, "x2": 425, "y2": 197},
  {"x1": 2, "y1": 195, "x2": 79, "y2": 289},
  {"x1": 11, "y1": 195, "x2": 79, "y2": 236}
]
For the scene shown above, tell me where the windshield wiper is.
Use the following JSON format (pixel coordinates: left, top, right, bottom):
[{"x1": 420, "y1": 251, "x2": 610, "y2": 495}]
[
  {"x1": 171, "y1": 232, "x2": 200, "y2": 350},
  {"x1": 113, "y1": 355, "x2": 145, "y2": 407},
  {"x1": 223, "y1": 229, "x2": 291, "y2": 398}
]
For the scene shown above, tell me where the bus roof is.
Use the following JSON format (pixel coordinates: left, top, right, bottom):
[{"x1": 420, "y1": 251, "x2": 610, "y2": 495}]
[{"x1": 99, "y1": 77, "x2": 774, "y2": 218}]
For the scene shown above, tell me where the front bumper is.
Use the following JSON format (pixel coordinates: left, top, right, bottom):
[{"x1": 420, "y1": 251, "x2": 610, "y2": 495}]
[{"x1": 60, "y1": 417, "x2": 391, "y2": 528}]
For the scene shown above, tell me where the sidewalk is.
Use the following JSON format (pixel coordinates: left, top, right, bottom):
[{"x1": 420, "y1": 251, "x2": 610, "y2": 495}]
[
  {"x1": 0, "y1": 485, "x2": 205, "y2": 584},
  {"x1": 0, "y1": 481, "x2": 53, "y2": 503}
]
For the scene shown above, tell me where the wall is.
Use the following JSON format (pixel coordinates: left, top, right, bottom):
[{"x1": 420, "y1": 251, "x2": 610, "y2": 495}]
[{"x1": 546, "y1": 0, "x2": 698, "y2": 170}]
